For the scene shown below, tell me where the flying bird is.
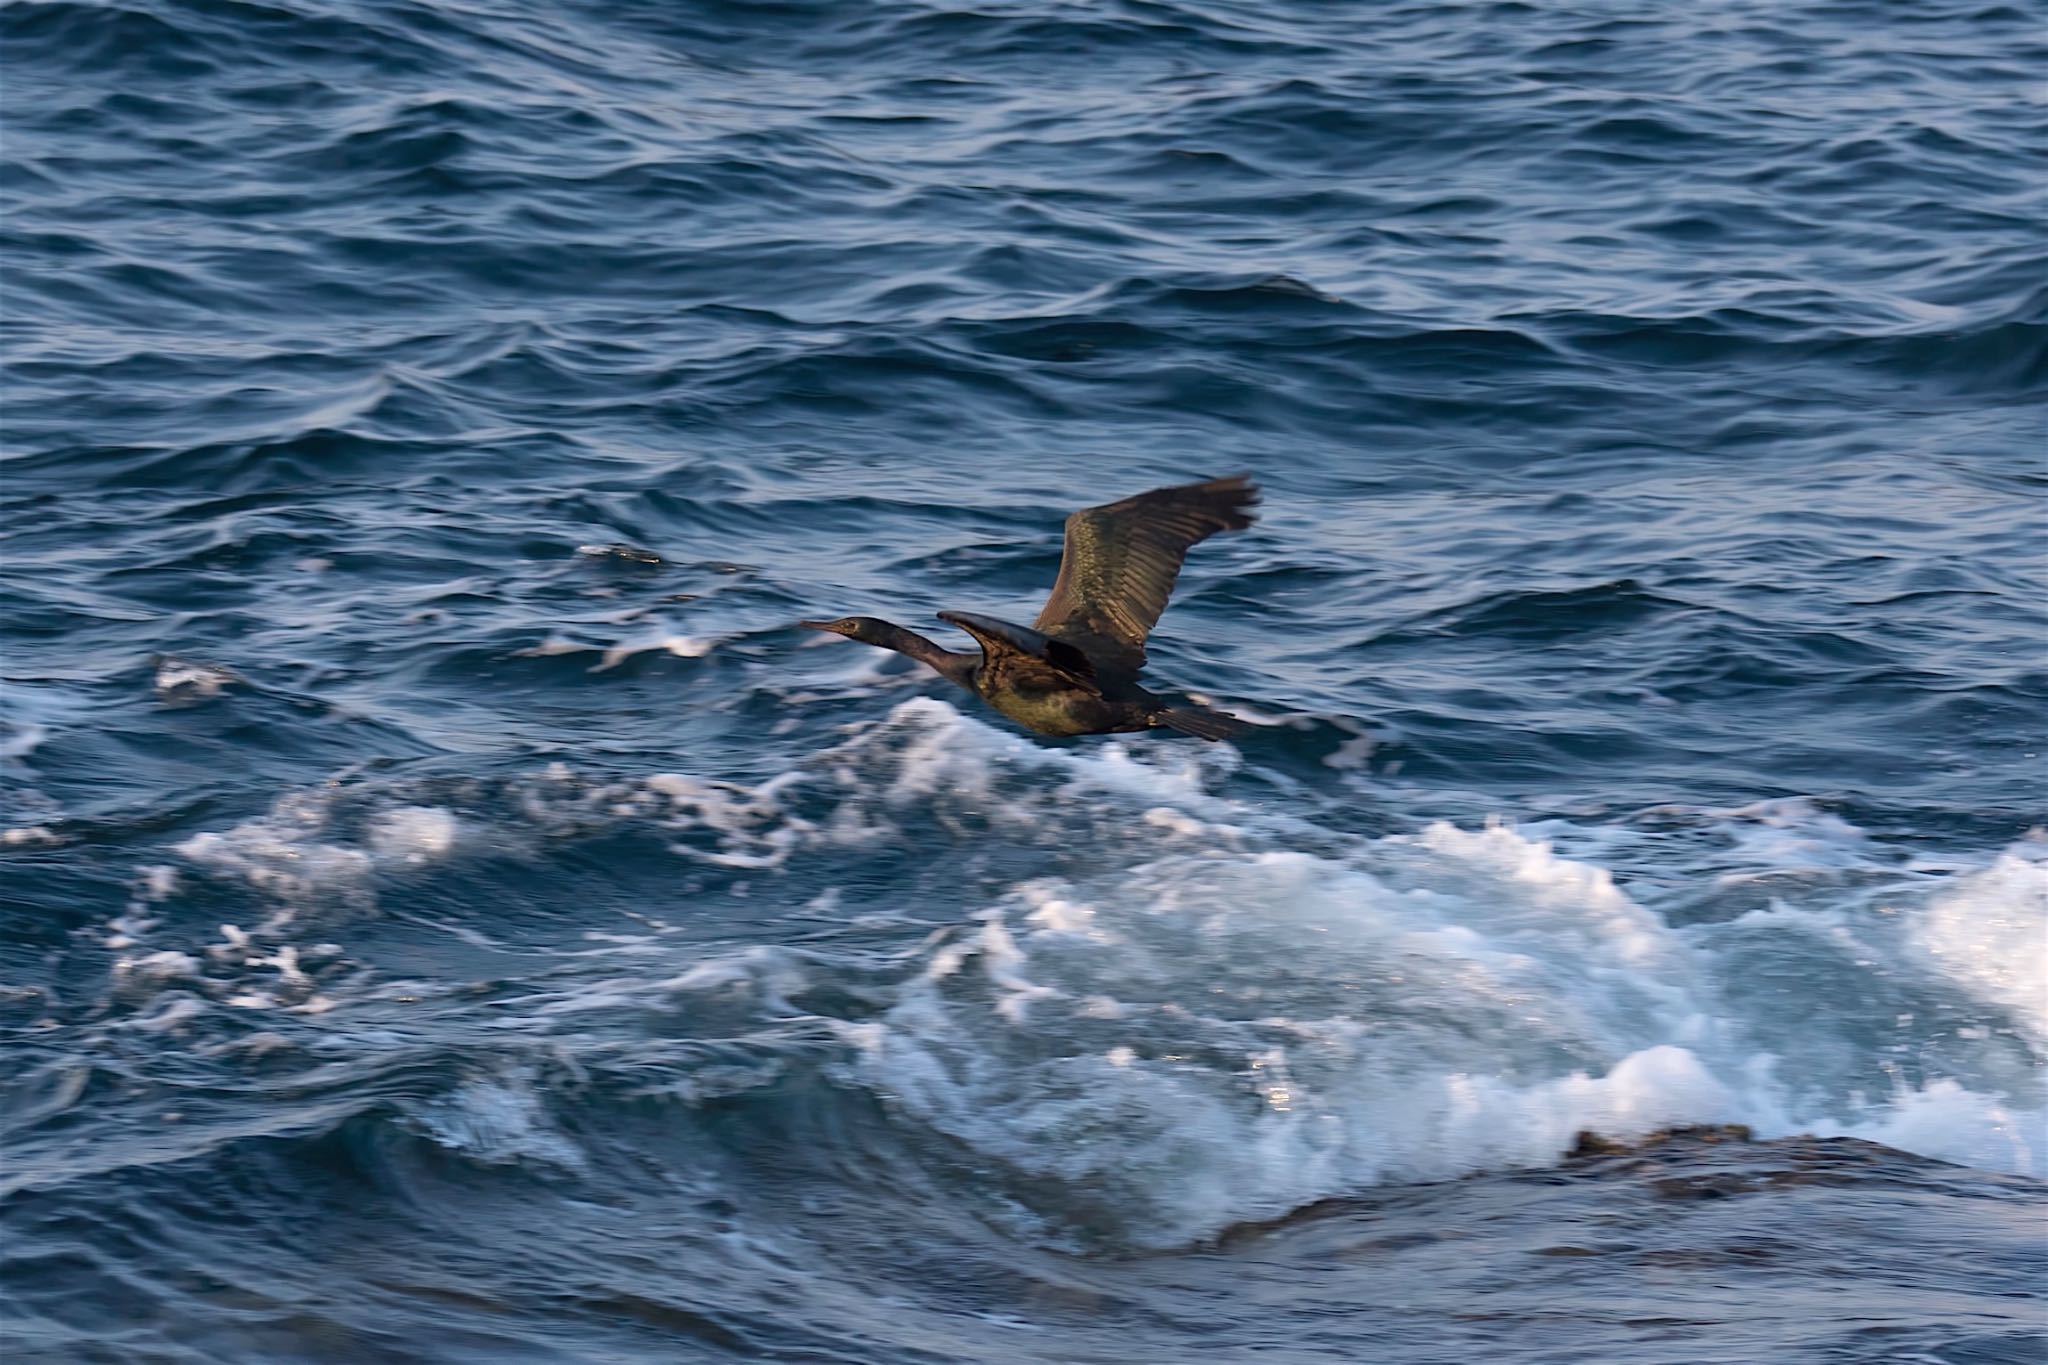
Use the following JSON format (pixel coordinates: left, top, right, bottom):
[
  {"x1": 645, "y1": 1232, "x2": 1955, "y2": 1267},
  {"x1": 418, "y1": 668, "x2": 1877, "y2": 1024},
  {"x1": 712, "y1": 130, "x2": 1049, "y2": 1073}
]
[{"x1": 801, "y1": 474, "x2": 1256, "y2": 740}]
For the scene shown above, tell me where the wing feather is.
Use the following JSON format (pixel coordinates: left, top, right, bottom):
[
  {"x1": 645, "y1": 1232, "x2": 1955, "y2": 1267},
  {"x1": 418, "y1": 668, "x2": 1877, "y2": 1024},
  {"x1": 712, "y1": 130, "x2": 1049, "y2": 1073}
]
[
  {"x1": 938, "y1": 610, "x2": 1100, "y2": 691},
  {"x1": 1033, "y1": 474, "x2": 1258, "y2": 671}
]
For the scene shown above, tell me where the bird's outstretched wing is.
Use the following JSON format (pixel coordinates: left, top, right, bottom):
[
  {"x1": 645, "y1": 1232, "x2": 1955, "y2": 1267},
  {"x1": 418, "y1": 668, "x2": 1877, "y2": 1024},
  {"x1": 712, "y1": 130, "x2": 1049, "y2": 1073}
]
[{"x1": 1032, "y1": 474, "x2": 1259, "y2": 672}]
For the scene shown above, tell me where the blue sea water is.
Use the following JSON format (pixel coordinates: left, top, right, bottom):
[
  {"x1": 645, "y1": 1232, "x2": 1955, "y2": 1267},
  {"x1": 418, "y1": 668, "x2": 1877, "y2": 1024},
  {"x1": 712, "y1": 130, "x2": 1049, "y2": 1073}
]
[{"x1": 4, "y1": 0, "x2": 2046, "y2": 1360}]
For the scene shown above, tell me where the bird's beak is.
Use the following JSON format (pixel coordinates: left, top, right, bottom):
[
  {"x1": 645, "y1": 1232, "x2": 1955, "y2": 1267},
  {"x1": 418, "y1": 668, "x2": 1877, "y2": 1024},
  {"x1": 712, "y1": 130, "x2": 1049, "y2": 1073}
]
[{"x1": 798, "y1": 620, "x2": 838, "y2": 633}]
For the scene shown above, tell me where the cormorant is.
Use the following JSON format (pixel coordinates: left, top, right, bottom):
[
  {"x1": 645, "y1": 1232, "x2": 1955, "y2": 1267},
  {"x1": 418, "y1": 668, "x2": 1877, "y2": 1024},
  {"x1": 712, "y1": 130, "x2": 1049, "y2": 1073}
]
[{"x1": 801, "y1": 474, "x2": 1256, "y2": 740}]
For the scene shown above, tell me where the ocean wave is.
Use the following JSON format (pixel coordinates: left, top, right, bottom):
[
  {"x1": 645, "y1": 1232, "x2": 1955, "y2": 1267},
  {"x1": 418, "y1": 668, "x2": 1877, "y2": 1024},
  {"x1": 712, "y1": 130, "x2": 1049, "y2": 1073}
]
[
  {"x1": 5, "y1": 0, "x2": 2045, "y2": 1352},
  {"x1": 20, "y1": 701, "x2": 2033, "y2": 1247}
]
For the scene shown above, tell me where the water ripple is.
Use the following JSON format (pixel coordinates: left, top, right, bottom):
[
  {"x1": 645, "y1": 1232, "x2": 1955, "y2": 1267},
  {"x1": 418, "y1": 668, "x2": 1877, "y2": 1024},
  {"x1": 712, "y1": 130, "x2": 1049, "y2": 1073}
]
[{"x1": 4, "y1": 0, "x2": 2045, "y2": 1360}]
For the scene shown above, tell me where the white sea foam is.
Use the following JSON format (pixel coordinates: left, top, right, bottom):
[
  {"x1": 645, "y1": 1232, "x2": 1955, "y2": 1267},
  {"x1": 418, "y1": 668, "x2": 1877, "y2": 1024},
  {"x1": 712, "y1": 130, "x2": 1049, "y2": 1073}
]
[
  {"x1": 406, "y1": 1071, "x2": 586, "y2": 1173},
  {"x1": 0, "y1": 720, "x2": 47, "y2": 762},
  {"x1": 842, "y1": 834, "x2": 1736, "y2": 1242},
  {"x1": 114, "y1": 950, "x2": 201, "y2": 985},
  {"x1": 366, "y1": 805, "x2": 460, "y2": 864},
  {"x1": 106, "y1": 794, "x2": 469, "y2": 1018},
  {"x1": 172, "y1": 794, "x2": 465, "y2": 912},
  {"x1": 126, "y1": 993, "x2": 208, "y2": 1033},
  {"x1": 593, "y1": 631, "x2": 717, "y2": 672},
  {"x1": 153, "y1": 656, "x2": 237, "y2": 702},
  {"x1": 1824, "y1": 1077, "x2": 2041, "y2": 1175},
  {"x1": 853, "y1": 695, "x2": 1232, "y2": 815},
  {"x1": 806, "y1": 718, "x2": 2046, "y2": 1242},
  {"x1": 1707, "y1": 797, "x2": 1877, "y2": 875},
  {"x1": 517, "y1": 626, "x2": 717, "y2": 671},
  {"x1": 515, "y1": 636, "x2": 595, "y2": 657},
  {"x1": 1910, "y1": 847, "x2": 2048, "y2": 1046},
  {"x1": 172, "y1": 795, "x2": 375, "y2": 916},
  {"x1": 104, "y1": 697, "x2": 2048, "y2": 1238}
]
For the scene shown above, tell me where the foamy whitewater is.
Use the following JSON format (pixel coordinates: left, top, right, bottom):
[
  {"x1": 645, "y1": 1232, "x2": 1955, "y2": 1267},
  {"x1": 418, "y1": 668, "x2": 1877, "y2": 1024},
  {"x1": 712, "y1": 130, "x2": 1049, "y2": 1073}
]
[{"x1": 46, "y1": 699, "x2": 2044, "y2": 1256}]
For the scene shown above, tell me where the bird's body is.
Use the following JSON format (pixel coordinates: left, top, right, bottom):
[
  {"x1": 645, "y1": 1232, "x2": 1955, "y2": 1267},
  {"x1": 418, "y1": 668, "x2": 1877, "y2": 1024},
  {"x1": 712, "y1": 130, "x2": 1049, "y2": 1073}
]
[
  {"x1": 963, "y1": 634, "x2": 1155, "y2": 737},
  {"x1": 802, "y1": 475, "x2": 1256, "y2": 741}
]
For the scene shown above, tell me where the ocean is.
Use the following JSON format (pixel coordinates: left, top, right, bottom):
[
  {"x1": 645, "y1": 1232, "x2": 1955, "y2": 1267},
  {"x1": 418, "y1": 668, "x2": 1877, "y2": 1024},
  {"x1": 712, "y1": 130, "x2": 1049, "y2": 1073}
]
[{"x1": 3, "y1": 0, "x2": 2044, "y2": 1360}]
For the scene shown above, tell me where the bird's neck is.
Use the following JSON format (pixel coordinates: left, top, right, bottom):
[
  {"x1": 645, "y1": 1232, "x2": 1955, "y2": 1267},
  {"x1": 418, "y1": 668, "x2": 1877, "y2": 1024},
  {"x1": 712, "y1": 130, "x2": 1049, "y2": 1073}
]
[{"x1": 870, "y1": 622, "x2": 977, "y2": 687}]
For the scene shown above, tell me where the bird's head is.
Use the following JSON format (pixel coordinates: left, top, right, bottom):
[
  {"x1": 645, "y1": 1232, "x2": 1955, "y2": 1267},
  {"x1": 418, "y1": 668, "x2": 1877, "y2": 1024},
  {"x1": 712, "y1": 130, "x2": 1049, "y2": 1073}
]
[{"x1": 799, "y1": 616, "x2": 894, "y2": 644}]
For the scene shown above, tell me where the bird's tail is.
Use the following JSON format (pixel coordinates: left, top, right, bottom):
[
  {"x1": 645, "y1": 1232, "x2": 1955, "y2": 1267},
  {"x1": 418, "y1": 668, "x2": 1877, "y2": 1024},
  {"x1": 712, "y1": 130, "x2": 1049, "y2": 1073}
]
[{"x1": 1153, "y1": 706, "x2": 1244, "y2": 743}]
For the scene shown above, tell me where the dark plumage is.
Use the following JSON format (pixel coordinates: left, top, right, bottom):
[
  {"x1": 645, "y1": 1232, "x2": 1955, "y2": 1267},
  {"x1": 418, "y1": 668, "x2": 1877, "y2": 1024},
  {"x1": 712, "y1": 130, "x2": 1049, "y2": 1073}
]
[{"x1": 801, "y1": 475, "x2": 1257, "y2": 740}]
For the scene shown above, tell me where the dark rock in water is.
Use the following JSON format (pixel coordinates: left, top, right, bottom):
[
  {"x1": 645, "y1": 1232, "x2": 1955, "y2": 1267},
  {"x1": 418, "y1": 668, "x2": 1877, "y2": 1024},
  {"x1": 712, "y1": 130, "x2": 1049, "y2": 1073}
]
[
  {"x1": 1567, "y1": 1122, "x2": 1754, "y2": 1159},
  {"x1": 1198, "y1": 1131, "x2": 2044, "y2": 1360}
]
